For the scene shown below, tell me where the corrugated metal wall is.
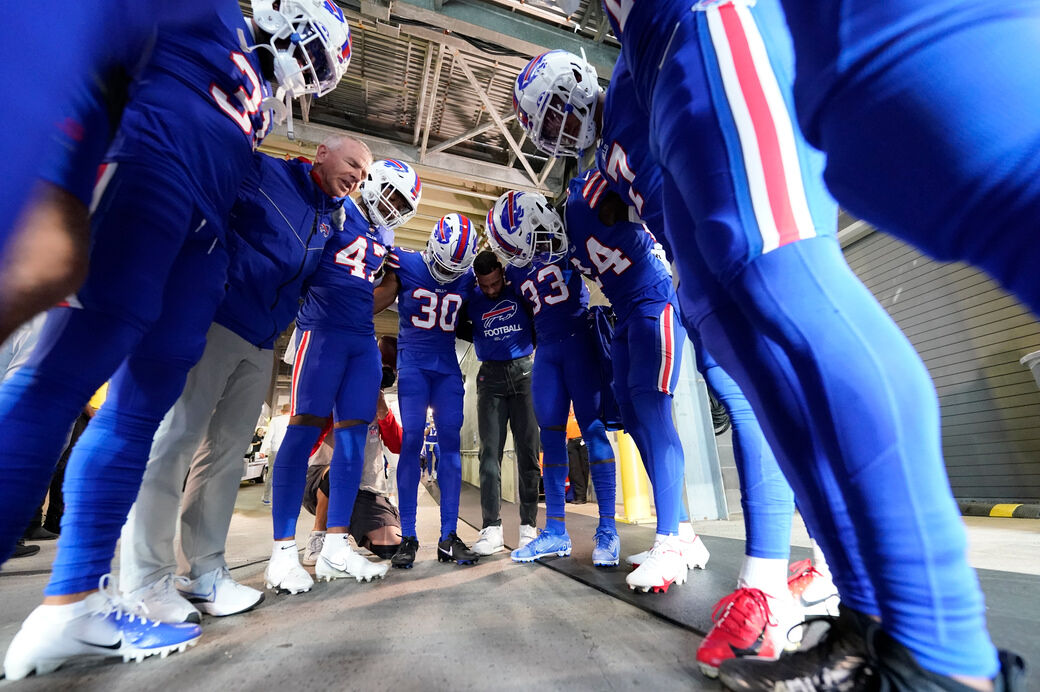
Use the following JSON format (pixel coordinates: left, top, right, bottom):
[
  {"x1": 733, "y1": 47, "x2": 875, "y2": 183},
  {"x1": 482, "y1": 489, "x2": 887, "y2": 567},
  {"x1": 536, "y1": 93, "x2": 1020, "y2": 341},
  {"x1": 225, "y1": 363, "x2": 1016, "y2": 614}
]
[{"x1": 843, "y1": 230, "x2": 1040, "y2": 502}]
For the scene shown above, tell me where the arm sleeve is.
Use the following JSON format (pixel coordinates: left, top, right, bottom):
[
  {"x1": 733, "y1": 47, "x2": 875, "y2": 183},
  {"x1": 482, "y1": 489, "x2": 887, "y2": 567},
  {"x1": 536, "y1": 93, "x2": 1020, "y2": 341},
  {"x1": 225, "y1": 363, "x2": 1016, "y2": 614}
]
[{"x1": 378, "y1": 409, "x2": 403, "y2": 454}]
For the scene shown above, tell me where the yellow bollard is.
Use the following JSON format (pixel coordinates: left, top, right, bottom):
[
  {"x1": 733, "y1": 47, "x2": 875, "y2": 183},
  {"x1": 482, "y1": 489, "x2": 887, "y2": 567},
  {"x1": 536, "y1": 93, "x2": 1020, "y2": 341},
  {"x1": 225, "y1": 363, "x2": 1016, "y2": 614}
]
[{"x1": 616, "y1": 431, "x2": 654, "y2": 524}]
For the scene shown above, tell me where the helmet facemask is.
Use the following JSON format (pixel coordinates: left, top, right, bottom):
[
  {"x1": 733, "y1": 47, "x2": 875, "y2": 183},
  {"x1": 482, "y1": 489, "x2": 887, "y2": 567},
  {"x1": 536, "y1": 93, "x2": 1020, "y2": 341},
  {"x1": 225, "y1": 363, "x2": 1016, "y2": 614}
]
[{"x1": 533, "y1": 87, "x2": 597, "y2": 158}]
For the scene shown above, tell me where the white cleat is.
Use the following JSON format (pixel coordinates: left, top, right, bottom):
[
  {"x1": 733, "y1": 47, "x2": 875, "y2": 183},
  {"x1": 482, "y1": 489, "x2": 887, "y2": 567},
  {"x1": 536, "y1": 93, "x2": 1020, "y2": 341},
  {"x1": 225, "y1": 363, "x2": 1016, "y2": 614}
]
[
  {"x1": 471, "y1": 525, "x2": 505, "y2": 556},
  {"x1": 302, "y1": 530, "x2": 325, "y2": 567},
  {"x1": 518, "y1": 524, "x2": 538, "y2": 549},
  {"x1": 179, "y1": 566, "x2": 264, "y2": 617},
  {"x1": 3, "y1": 575, "x2": 201, "y2": 680},
  {"x1": 126, "y1": 573, "x2": 200, "y2": 624},
  {"x1": 264, "y1": 543, "x2": 314, "y2": 595},
  {"x1": 626, "y1": 526, "x2": 710, "y2": 571},
  {"x1": 626, "y1": 535, "x2": 689, "y2": 594},
  {"x1": 315, "y1": 534, "x2": 389, "y2": 583}
]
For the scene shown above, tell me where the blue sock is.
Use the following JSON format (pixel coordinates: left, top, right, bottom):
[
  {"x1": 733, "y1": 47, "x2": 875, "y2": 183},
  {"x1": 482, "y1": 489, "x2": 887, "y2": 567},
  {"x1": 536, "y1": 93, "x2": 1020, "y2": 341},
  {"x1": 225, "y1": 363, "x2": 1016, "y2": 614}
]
[
  {"x1": 583, "y1": 419, "x2": 616, "y2": 531},
  {"x1": 631, "y1": 392, "x2": 684, "y2": 536},
  {"x1": 540, "y1": 428, "x2": 568, "y2": 534},
  {"x1": 327, "y1": 425, "x2": 367, "y2": 531},
  {"x1": 703, "y1": 363, "x2": 794, "y2": 559},
  {"x1": 436, "y1": 429, "x2": 462, "y2": 541},
  {"x1": 272, "y1": 425, "x2": 322, "y2": 540}
]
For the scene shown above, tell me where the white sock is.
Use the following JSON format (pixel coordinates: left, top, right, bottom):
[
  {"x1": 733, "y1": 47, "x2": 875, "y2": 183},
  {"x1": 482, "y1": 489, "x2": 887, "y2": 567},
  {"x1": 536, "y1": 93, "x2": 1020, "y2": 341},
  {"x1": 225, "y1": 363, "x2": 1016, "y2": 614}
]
[
  {"x1": 737, "y1": 555, "x2": 789, "y2": 598},
  {"x1": 678, "y1": 522, "x2": 695, "y2": 540},
  {"x1": 271, "y1": 539, "x2": 298, "y2": 562},
  {"x1": 39, "y1": 599, "x2": 91, "y2": 620}
]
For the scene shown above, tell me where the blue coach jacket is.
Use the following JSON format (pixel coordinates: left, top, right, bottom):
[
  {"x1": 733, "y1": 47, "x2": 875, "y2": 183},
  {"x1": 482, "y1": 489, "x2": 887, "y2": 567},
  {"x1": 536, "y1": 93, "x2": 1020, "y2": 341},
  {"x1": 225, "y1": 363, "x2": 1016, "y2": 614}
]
[{"x1": 215, "y1": 154, "x2": 341, "y2": 349}]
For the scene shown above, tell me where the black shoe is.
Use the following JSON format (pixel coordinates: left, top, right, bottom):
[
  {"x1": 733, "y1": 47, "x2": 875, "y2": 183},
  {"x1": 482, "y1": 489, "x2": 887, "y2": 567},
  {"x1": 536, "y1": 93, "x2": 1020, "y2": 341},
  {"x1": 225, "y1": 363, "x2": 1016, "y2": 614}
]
[
  {"x1": 12, "y1": 539, "x2": 41, "y2": 559},
  {"x1": 718, "y1": 606, "x2": 876, "y2": 691},
  {"x1": 437, "y1": 532, "x2": 479, "y2": 566},
  {"x1": 872, "y1": 629, "x2": 1026, "y2": 692},
  {"x1": 391, "y1": 536, "x2": 419, "y2": 569},
  {"x1": 23, "y1": 526, "x2": 58, "y2": 541}
]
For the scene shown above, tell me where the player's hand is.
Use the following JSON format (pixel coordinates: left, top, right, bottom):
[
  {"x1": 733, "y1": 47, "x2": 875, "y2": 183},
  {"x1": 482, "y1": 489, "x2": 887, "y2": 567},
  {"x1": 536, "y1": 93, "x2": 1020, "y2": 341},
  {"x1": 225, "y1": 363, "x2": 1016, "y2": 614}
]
[{"x1": 377, "y1": 391, "x2": 389, "y2": 419}]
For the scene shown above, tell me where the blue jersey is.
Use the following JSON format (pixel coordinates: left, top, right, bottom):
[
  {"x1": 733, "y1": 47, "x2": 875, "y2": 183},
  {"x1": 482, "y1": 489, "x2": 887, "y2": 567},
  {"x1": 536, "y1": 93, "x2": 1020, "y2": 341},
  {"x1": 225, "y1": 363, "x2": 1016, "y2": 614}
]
[
  {"x1": 595, "y1": 52, "x2": 666, "y2": 245},
  {"x1": 296, "y1": 200, "x2": 392, "y2": 335},
  {"x1": 216, "y1": 155, "x2": 339, "y2": 348},
  {"x1": 387, "y1": 249, "x2": 472, "y2": 355},
  {"x1": 107, "y1": 0, "x2": 273, "y2": 236},
  {"x1": 462, "y1": 282, "x2": 534, "y2": 362},
  {"x1": 505, "y1": 262, "x2": 589, "y2": 345},
  {"x1": 564, "y1": 171, "x2": 673, "y2": 324}
]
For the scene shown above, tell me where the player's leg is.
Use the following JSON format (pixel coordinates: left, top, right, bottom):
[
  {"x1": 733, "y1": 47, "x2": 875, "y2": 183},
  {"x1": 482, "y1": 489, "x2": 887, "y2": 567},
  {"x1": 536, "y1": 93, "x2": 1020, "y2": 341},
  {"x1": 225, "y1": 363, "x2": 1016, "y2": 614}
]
[
  {"x1": 317, "y1": 336, "x2": 386, "y2": 582},
  {"x1": 266, "y1": 329, "x2": 342, "y2": 594},
  {"x1": 564, "y1": 326, "x2": 619, "y2": 567},
  {"x1": 430, "y1": 367, "x2": 477, "y2": 565},
  {"x1": 119, "y1": 323, "x2": 244, "y2": 622},
  {"x1": 46, "y1": 228, "x2": 229, "y2": 599},
  {"x1": 175, "y1": 336, "x2": 271, "y2": 615},
  {"x1": 473, "y1": 364, "x2": 508, "y2": 556},
  {"x1": 512, "y1": 342, "x2": 572, "y2": 562},
  {"x1": 2, "y1": 219, "x2": 227, "y2": 677},
  {"x1": 0, "y1": 161, "x2": 198, "y2": 564},
  {"x1": 650, "y1": 3, "x2": 999, "y2": 681},
  {"x1": 392, "y1": 365, "x2": 433, "y2": 568}
]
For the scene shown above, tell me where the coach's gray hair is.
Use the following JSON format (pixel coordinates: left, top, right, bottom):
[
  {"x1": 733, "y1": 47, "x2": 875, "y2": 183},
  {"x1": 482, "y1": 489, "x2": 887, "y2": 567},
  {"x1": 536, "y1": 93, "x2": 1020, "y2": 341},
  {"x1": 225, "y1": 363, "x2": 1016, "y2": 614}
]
[{"x1": 320, "y1": 134, "x2": 372, "y2": 161}]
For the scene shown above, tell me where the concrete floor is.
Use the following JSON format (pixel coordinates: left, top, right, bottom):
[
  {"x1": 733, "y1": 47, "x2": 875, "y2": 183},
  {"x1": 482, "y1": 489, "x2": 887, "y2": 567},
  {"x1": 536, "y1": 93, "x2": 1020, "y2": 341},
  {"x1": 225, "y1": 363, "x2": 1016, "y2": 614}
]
[
  {"x1": 2, "y1": 482, "x2": 1038, "y2": 690},
  {"x1": 0, "y1": 484, "x2": 713, "y2": 691}
]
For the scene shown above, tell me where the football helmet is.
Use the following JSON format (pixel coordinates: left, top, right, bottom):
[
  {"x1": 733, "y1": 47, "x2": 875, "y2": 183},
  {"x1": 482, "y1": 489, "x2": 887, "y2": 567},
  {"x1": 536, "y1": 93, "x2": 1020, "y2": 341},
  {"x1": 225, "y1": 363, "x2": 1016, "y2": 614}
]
[
  {"x1": 485, "y1": 190, "x2": 568, "y2": 268},
  {"x1": 249, "y1": 0, "x2": 351, "y2": 98},
  {"x1": 424, "y1": 214, "x2": 479, "y2": 283},
  {"x1": 360, "y1": 159, "x2": 422, "y2": 230},
  {"x1": 513, "y1": 50, "x2": 600, "y2": 158}
]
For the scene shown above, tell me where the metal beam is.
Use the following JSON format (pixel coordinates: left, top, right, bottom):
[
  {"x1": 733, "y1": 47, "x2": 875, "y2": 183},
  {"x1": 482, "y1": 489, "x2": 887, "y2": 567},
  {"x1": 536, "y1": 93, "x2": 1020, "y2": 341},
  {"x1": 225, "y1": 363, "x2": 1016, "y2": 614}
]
[
  {"x1": 391, "y1": 0, "x2": 619, "y2": 75},
  {"x1": 265, "y1": 119, "x2": 557, "y2": 193},
  {"x1": 411, "y1": 41, "x2": 435, "y2": 146},
  {"x1": 419, "y1": 45, "x2": 446, "y2": 160},
  {"x1": 427, "y1": 114, "x2": 516, "y2": 155},
  {"x1": 447, "y1": 47, "x2": 540, "y2": 187}
]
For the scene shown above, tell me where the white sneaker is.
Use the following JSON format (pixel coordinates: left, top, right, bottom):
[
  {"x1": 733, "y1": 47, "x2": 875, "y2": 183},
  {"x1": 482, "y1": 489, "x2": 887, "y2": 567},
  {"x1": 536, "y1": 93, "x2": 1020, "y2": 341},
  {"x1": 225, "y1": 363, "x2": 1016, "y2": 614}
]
[
  {"x1": 471, "y1": 525, "x2": 504, "y2": 556},
  {"x1": 626, "y1": 527, "x2": 710, "y2": 570},
  {"x1": 626, "y1": 535, "x2": 689, "y2": 593},
  {"x1": 316, "y1": 533, "x2": 389, "y2": 583},
  {"x1": 302, "y1": 531, "x2": 325, "y2": 566},
  {"x1": 264, "y1": 543, "x2": 313, "y2": 595},
  {"x1": 126, "y1": 574, "x2": 200, "y2": 624},
  {"x1": 3, "y1": 576, "x2": 201, "y2": 680},
  {"x1": 518, "y1": 524, "x2": 537, "y2": 549},
  {"x1": 178, "y1": 566, "x2": 264, "y2": 617}
]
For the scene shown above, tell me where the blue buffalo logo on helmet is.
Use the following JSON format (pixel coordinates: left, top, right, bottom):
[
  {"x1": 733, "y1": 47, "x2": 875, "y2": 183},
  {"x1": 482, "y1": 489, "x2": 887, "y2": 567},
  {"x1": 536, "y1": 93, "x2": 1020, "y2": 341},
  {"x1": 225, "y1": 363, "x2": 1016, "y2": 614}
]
[{"x1": 482, "y1": 300, "x2": 518, "y2": 330}]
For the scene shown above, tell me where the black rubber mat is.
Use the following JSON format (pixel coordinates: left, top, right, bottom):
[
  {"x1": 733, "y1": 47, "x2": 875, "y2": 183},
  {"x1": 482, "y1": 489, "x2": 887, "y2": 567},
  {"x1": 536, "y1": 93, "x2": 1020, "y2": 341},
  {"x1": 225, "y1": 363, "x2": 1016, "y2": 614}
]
[{"x1": 455, "y1": 483, "x2": 1040, "y2": 686}]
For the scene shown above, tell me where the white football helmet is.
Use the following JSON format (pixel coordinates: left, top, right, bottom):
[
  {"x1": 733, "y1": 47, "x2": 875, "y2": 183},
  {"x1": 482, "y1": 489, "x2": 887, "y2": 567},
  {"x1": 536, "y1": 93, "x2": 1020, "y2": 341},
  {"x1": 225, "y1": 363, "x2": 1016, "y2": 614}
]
[
  {"x1": 424, "y1": 214, "x2": 479, "y2": 283},
  {"x1": 485, "y1": 190, "x2": 568, "y2": 268},
  {"x1": 249, "y1": 0, "x2": 352, "y2": 98},
  {"x1": 513, "y1": 50, "x2": 600, "y2": 158},
  {"x1": 360, "y1": 159, "x2": 422, "y2": 230}
]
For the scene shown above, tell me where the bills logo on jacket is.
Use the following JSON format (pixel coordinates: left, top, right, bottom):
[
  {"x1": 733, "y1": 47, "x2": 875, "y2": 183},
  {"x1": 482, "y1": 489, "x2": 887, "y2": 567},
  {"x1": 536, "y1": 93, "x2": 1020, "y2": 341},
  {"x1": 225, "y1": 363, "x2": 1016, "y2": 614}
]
[{"x1": 319, "y1": 222, "x2": 331, "y2": 238}]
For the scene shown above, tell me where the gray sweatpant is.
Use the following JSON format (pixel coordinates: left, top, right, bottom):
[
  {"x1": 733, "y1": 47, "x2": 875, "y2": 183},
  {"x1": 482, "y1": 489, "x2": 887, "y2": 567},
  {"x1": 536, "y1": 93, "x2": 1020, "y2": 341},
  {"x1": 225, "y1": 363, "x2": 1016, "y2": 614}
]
[{"x1": 119, "y1": 322, "x2": 273, "y2": 591}]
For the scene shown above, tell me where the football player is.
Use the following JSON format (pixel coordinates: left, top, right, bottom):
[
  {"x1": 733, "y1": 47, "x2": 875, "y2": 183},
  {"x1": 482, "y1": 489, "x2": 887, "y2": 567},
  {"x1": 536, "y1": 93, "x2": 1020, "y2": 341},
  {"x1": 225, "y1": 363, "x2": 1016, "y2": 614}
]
[{"x1": 374, "y1": 214, "x2": 481, "y2": 569}]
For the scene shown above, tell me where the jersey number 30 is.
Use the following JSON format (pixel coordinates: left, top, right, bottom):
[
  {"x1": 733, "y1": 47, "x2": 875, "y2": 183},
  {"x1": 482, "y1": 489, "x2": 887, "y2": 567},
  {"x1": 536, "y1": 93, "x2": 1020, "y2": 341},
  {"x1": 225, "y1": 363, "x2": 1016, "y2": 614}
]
[{"x1": 411, "y1": 289, "x2": 463, "y2": 331}]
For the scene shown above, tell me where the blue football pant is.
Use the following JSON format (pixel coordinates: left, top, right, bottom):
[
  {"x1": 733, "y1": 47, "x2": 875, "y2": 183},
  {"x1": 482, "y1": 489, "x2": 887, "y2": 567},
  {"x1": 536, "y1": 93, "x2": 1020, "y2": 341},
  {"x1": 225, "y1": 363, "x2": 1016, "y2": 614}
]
[
  {"x1": 612, "y1": 302, "x2": 686, "y2": 536},
  {"x1": 532, "y1": 326, "x2": 616, "y2": 533},
  {"x1": 0, "y1": 159, "x2": 229, "y2": 594},
  {"x1": 396, "y1": 364, "x2": 464, "y2": 541},
  {"x1": 271, "y1": 329, "x2": 381, "y2": 539},
  {"x1": 696, "y1": 342, "x2": 794, "y2": 560}
]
